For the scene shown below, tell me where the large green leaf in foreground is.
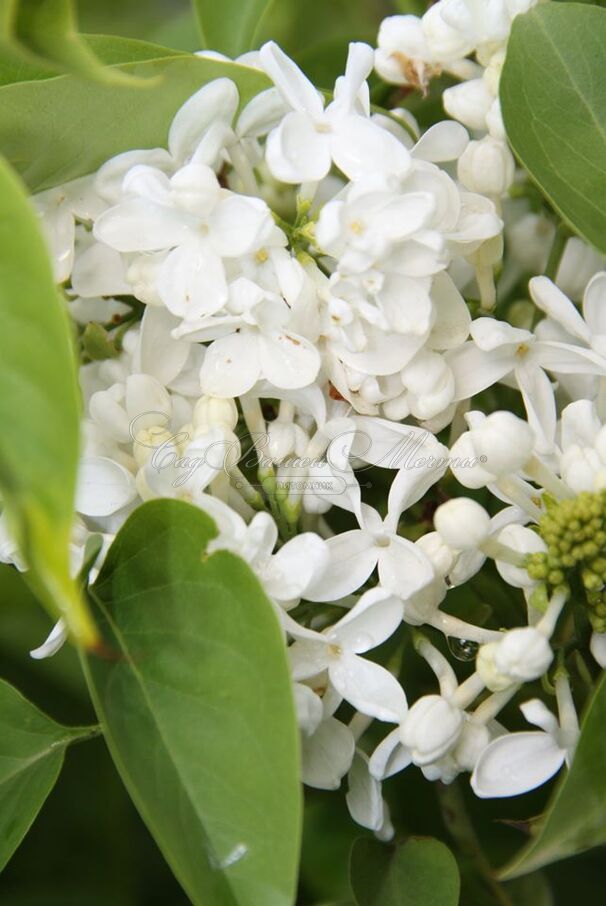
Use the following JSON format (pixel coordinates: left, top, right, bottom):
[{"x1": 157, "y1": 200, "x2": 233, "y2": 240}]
[
  {"x1": 82, "y1": 500, "x2": 301, "y2": 906},
  {"x1": 0, "y1": 677, "x2": 94, "y2": 870},
  {"x1": 0, "y1": 156, "x2": 96, "y2": 646},
  {"x1": 12, "y1": 0, "x2": 146, "y2": 83},
  {"x1": 0, "y1": 47, "x2": 269, "y2": 191},
  {"x1": 501, "y1": 672, "x2": 606, "y2": 878},
  {"x1": 501, "y1": 3, "x2": 606, "y2": 254},
  {"x1": 350, "y1": 837, "x2": 460, "y2": 906}
]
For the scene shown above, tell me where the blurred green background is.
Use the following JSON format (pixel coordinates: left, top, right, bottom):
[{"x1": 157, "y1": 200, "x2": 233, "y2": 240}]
[{"x1": 1, "y1": 1, "x2": 605, "y2": 903}]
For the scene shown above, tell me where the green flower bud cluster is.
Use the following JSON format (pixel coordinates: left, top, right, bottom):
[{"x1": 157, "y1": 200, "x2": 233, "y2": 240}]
[{"x1": 526, "y1": 491, "x2": 606, "y2": 632}]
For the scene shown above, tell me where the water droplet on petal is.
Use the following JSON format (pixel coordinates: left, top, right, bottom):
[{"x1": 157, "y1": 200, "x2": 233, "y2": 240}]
[{"x1": 447, "y1": 637, "x2": 479, "y2": 661}]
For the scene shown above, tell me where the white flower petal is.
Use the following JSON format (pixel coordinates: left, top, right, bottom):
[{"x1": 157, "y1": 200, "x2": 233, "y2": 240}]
[
  {"x1": 583, "y1": 272, "x2": 606, "y2": 335},
  {"x1": 168, "y1": 78, "x2": 239, "y2": 164},
  {"x1": 263, "y1": 533, "x2": 330, "y2": 601},
  {"x1": 385, "y1": 454, "x2": 448, "y2": 526},
  {"x1": 200, "y1": 331, "x2": 261, "y2": 397},
  {"x1": 265, "y1": 112, "x2": 332, "y2": 183},
  {"x1": 94, "y1": 199, "x2": 193, "y2": 252},
  {"x1": 95, "y1": 149, "x2": 173, "y2": 204},
  {"x1": 157, "y1": 244, "x2": 228, "y2": 319},
  {"x1": 378, "y1": 535, "x2": 434, "y2": 598},
  {"x1": 294, "y1": 683, "x2": 324, "y2": 736},
  {"x1": 138, "y1": 306, "x2": 191, "y2": 385},
  {"x1": 332, "y1": 588, "x2": 403, "y2": 653},
  {"x1": 259, "y1": 331, "x2": 321, "y2": 389},
  {"x1": 329, "y1": 652, "x2": 408, "y2": 722},
  {"x1": 519, "y1": 699, "x2": 559, "y2": 735},
  {"x1": 30, "y1": 619, "x2": 67, "y2": 660},
  {"x1": 305, "y1": 530, "x2": 378, "y2": 601},
  {"x1": 289, "y1": 639, "x2": 331, "y2": 680},
  {"x1": 71, "y1": 241, "x2": 129, "y2": 298},
  {"x1": 331, "y1": 115, "x2": 411, "y2": 181},
  {"x1": 515, "y1": 360, "x2": 556, "y2": 455},
  {"x1": 260, "y1": 41, "x2": 324, "y2": 117},
  {"x1": 76, "y1": 456, "x2": 137, "y2": 517},
  {"x1": 210, "y1": 195, "x2": 272, "y2": 257},
  {"x1": 529, "y1": 276, "x2": 591, "y2": 344},
  {"x1": 590, "y1": 631, "x2": 606, "y2": 668},
  {"x1": 447, "y1": 342, "x2": 514, "y2": 400},
  {"x1": 346, "y1": 751, "x2": 384, "y2": 831},
  {"x1": 301, "y1": 717, "x2": 355, "y2": 790},
  {"x1": 412, "y1": 121, "x2": 469, "y2": 162},
  {"x1": 369, "y1": 727, "x2": 412, "y2": 780},
  {"x1": 125, "y1": 374, "x2": 171, "y2": 424},
  {"x1": 428, "y1": 271, "x2": 471, "y2": 350},
  {"x1": 471, "y1": 731, "x2": 566, "y2": 798}
]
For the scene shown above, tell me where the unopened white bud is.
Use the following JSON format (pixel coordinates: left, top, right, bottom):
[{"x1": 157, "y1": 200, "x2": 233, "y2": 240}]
[
  {"x1": 479, "y1": 627, "x2": 553, "y2": 691},
  {"x1": 266, "y1": 420, "x2": 297, "y2": 464},
  {"x1": 416, "y1": 531, "x2": 456, "y2": 577},
  {"x1": 423, "y1": 4, "x2": 475, "y2": 63},
  {"x1": 559, "y1": 445, "x2": 603, "y2": 494},
  {"x1": 453, "y1": 721, "x2": 490, "y2": 772},
  {"x1": 485, "y1": 98, "x2": 506, "y2": 141},
  {"x1": 458, "y1": 137, "x2": 514, "y2": 196},
  {"x1": 401, "y1": 695, "x2": 464, "y2": 765},
  {"x1": 476, "y1": 642, "x2": 513, "y2": 692},
  {"x1": 434, "y1": 498, "x2": 490, "y2": 550},
  {"x1": 193, "y1": 395, "x2": 238, "y2": 432},
  {"x1": 133, "y1": 425, "x2": 173, "y2": 467},
  {"x1": 375, "y1": 15, "x2": 435, "y2": 89},
  {"x1": 495, "y1": 627, "x2": 553, "y2": 681},
  {"x1": 443, "y1": 79, "x2": 492, "y2": 131},
  {"x1": 469, "y1": 411, "x2": 535, "y2": 476}
]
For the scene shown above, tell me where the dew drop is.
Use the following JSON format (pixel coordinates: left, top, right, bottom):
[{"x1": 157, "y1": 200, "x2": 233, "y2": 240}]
[{"x1": 447, "y1": 637, "x2": 479, "y2": 662}]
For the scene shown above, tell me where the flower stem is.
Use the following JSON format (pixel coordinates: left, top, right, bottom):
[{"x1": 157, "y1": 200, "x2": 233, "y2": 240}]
[{"x1": 437, "y1": 780, "x2": 514, "y2": 906}]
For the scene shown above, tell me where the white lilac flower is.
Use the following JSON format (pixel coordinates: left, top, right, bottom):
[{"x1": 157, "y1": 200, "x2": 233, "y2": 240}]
[
  {"x1": 447, "y1": 317, "x2": 606, "y2": 453},
  {"x1": 288, "y1": 588, "x2": 408, "y2": 722},
  {"x1": 471, "y1": 674, "x2": 579, "y2": 798},
  {"x1": 94, "y1": 161, "x2": 276, "y2": 320},
  {"x1": 260, "y1": 41, "x2": 411, "y2": 185}
]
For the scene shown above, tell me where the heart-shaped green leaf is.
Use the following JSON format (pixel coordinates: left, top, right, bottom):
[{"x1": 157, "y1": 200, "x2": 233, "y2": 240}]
[
  {"x1": 500, "y1": 672, "x2": 606, "y2": 878},
  {"x1": 82, "y1": 499, "x2": 301, "y2": 906},
  {"x1": 501, "y1": 3, "x2": 606, "y2": 254},
  {"x1": 0, "y1": 155, "x2": 96, "y2": 646},
  {"x1": 350, "y1": 837, "x2": 460, "y2": 906},
  {"x1": 0, "y1": 677, "x2": 95, "y2": 871}
]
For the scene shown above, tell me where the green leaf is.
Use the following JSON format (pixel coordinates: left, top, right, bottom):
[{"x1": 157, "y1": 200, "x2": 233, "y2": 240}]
[
  {"x1": 0, "y1": 35, "x2": 182, "y2": 85},
  {"x1": 81, "y1": 499, "x2": 301, "y2": 906},
  {"x1": 500, "y1": 672, "x2": 606, "y2": 879},
  {"x1": 501, "y1": 3, "x2": 606, "y2": 254},
  {"x1": 192, "y1": 0, "x2": 275, "y2": 57},
  {"x1": 0, "y1": 677, "x2": 95, "y2": 870},
  {"x1": 12, "y1": 0, "x2": 148, "y2": 84},
  {"x1": 0, "y1": 50, "x2": 269, "y2": 191},
  {"x1": 0, "y1": 156, "x2": 97, "y2": 647},
  {"x1": 0, "y1": 33, "x2": 190, "y2": 85},
  {"x1": 349, "y1": 837, "x2": 460, "y2": 906}
]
